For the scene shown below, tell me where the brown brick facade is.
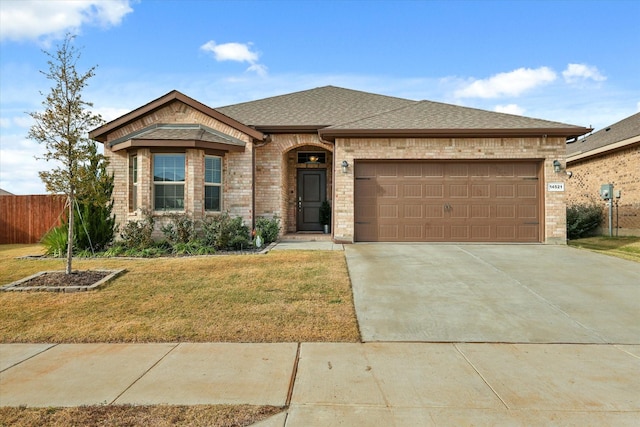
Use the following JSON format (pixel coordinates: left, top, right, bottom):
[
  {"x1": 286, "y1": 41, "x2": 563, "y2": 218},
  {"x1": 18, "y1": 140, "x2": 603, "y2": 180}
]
[
  {"x1": 104, "y1": 102, "x2": 254, "y2": 238},
  {"x1": 567, "y1": 143, "x2": 640, "y2": 235}
]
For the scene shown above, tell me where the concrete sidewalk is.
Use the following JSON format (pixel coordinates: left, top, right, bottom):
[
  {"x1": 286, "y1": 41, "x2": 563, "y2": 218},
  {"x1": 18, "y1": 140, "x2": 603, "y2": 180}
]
[{"x1": 2, "y1": 342, "x2": 639, "y2": 425}]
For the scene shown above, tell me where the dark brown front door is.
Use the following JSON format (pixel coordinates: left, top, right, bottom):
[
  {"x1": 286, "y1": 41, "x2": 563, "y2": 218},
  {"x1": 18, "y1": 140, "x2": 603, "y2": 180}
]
[{"x1": 297, "y1": 169, "x2": 326, "y2": 231}]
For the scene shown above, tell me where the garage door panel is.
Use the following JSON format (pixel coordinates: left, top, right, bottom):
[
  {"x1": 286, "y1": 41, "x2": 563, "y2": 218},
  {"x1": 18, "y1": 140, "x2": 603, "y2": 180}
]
[
  {"x1": 470, "y1": 164, "x2": 490, "y2": 177},
  {"x1": 401, "y1": 163, "x2": 424, "y2": 178},
  {"x1": 471, "y1": 205, "x2": 491, "y2": 218},
  {"x1": 471, "y1": 184, "x2": 490, "y2": 198},
  {"x1": 423, "y1": 163, "x2": 444, "y2": 177},
  {"x1": 425, "y1": 205, "x2": 444, "y2": 218},
  {"x1": 425, "y1": 224, "x2": 445, "y2": 239},
  {"x1": 450, "y1": 205, "x2": 469, "y2": 218},
  {"x1": 496, "y1": 184, "x2": 516, "y2": 198},
  {"x1": 514, "y1": 162, "x2": 537, "y2": 177},
  {"x1": 378, "y1": 164, "x2": 398, "y2": 177},
  {"x1": 495, "y1": 164, "x2": 515, "y2": 177},
  {"x1": 379, "y1": 204, "x2": 398, "y2": 219},
  {"x1": 403, "y1": 184, "x2": 422, "y2": 198},
  {"x1": 403, "y1": 204, "x2": 423, "y2": 218},
  {"x1": 379, "y1": 184, "x2": 398, "y2": 198},
  {"x1": 518, "y1": 204, "x2": 538, "y2": 219},
  {"x1": 356, "y1": 163, "x2": 377, "y2": 178},
  {"x1": 496, "y1": 225, "x2": 517, "y2": 240},
  {"x1": 379, "y1": 224, "x2": 399, "y2": 239},
  {"x1": 354, "y1": 161, "x2": 541, "y2": 242},
  {"x1": 449, "y1": 184, "x2": 469, "y2": 198},
  {"x1": 472, "y1": 225, "x2": 491, "y2": 240},
  {"x1": 519, "y1": 225, "x2": 539, "y2": 240},
  {"x1": 518, "y1": 183, "x2": 538, "y2": 198},
  {"x1": 497, "y1": 205, "x2": 516, "y2": 218},
  {"x1": 451, "y1": 226, "x2": 469, "y2": 239},
  {"x1": 424, "y1": 184, "x2": 444, "y2": 198},
  {"x1": 404, "y1": 225, "x2": 423, "y2": 239},
  {"x1": 447, "y1": 164, "x2": 469, "y2": 178}
]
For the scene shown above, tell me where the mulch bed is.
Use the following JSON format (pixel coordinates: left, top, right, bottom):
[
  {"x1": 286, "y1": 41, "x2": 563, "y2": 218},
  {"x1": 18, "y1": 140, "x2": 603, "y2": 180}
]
[
  {"x1": 14, "y1": 271, "x2": 110, "y2": 288},
  {"x1": 1, "y1": 269, "x2": 125, "y2": 292}
]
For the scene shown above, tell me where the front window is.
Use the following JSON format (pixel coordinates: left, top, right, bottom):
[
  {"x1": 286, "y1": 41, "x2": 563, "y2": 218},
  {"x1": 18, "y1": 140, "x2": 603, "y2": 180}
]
[
  {"x1": 154, "y1": 154, "x2": 185, "y2": 211},
  {"x1": 205, "y1": 156, "x2": 222, "y2": 211},
  {"x1": 129, "y1": 154, "x2": 137, "y2": 212}
]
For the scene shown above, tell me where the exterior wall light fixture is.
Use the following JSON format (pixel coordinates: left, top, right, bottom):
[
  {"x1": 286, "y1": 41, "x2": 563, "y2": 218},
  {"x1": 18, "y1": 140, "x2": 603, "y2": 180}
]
[
  {"x1": 341, "y1": 160, "x2": 349, "y2": 174},
  {"x1": 552, "y1": 159, "x2": 573, "y2": 178}
]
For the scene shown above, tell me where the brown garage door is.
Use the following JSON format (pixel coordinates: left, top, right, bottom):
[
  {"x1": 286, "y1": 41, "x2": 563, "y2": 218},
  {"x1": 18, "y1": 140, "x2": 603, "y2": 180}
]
[{"x1": 354, "y1": 161, "x2": 542, "y2": 242}]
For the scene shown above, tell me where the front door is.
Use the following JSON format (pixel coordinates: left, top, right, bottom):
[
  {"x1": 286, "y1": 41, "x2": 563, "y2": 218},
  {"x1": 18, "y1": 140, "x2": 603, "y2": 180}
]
[{"x1": 297, "y1": 169, "x2": 326, "y2": 231}]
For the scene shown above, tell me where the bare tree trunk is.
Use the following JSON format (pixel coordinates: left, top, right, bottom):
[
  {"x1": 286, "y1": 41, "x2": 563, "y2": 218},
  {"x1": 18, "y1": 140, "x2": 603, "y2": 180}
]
[{"x1": 66, "y1": 194, "x2": 73, "y2": 274}]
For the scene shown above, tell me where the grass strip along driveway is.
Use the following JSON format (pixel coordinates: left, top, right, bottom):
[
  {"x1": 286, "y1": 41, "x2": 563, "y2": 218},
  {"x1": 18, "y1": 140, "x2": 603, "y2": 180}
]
[{"x1": 0, "y1": 245, "x2": 360, "y2": 343}]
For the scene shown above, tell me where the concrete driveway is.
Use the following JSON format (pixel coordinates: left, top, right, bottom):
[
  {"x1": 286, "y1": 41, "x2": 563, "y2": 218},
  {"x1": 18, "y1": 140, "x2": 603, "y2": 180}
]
[{"x1": 346, "y1": 244, "x2": 640, "y2": 343}]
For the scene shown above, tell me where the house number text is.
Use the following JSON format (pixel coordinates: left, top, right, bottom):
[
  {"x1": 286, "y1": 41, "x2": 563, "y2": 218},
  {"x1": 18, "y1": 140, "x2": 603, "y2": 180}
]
[{"x1": 547, "y1": 182, "x2": 565, "y2": 192}]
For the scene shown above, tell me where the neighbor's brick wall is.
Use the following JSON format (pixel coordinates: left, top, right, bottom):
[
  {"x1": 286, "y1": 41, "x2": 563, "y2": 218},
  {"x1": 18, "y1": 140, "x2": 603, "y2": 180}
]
[
  {"x1": 333, "y1": 136, "x2": 568, "y2": 244},
  {"x1": 255, "y1": 134, "x2": 333, "y2": 234},
  {"x1": 102, "y1": 101, "x2": 254, "y2": 237},
  {"x1": 567, "y1": 143, "x2": 640, "y2": 235}
]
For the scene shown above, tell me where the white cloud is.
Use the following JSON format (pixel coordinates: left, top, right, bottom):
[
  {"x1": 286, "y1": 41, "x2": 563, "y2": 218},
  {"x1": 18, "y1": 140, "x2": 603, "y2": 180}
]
[
  {"x1": 200, "y1": 40, "x2": 268, "y2": 76},
  {"x1": 0, "y1": 0, "x2": 134, "y2": 43},
  {"x1": 454, "y1": 67, "x2": 557, "y2": 99},
  {"x1": 494, "y1": 104, "x2": 525, "y2": 115},
  {"x1": 562, "y1": 63, "x2": 606, "y2": 84}
]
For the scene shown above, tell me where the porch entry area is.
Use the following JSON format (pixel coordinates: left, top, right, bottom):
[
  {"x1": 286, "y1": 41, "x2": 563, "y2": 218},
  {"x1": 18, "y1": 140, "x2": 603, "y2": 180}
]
[{"x1": 297, "y1": 169, "x2": 326, "y2": 232}]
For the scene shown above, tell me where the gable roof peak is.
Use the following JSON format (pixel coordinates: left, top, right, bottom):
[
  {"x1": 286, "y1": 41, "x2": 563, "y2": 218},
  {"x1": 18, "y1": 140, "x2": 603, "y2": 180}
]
[{"x1": 89, "y1": 90, "x2": 263, "y2": 142}]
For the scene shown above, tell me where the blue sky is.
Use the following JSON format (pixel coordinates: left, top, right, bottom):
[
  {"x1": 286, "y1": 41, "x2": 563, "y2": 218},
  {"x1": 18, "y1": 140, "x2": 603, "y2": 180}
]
[{"x1": 1, "y1": 0, "x2": 638, "y2": 194}]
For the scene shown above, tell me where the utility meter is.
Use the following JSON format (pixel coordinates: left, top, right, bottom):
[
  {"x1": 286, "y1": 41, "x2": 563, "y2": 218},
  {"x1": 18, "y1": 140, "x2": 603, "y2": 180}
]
[{"x1": 600, "y1": 183, "x2": 613, "y2": 200}]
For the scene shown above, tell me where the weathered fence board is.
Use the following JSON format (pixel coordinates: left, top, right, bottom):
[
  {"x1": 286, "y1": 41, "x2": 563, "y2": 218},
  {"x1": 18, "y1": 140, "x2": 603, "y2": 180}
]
[{"x1": 0, "y1": 195, "x2": 67, "y2": 244}]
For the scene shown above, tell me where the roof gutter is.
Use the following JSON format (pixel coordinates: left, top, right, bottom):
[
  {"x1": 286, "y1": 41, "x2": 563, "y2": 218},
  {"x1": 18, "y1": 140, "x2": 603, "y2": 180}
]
[
  {"x1": 318, "y1": 127, "x2": 592, "y2": 141},
  {"x1": 567, "y1": 135, "x2": 640, "y2": 163}
]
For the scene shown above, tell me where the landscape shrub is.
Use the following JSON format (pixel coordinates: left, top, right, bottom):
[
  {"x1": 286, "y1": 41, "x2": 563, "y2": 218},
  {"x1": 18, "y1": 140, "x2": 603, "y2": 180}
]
[
  {"x1": 74, "y1": 200, "x2": 116, "y2": 253},
  {"x1": 255, "y1": 216, "x2": 281, "y2": 245},
  {"x1": 161, "y1": 213, "x2": 197, "y2": 244},
  {"x1": 201, "y1": 213, "x2": 251, "y2": 250},
  {"x1": 119, "y1": 210, "x2": 155, "y2": 249},
  {"x1": 567, "y1": 203, "x2": 604, "y2": 239}
]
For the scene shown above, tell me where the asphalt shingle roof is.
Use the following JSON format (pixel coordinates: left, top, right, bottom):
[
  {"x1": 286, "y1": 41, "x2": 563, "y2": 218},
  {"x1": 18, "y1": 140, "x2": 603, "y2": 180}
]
[
  {"x1": 566, "y1": 112, "x2": 640, "y2": 156},
  {"x1": 216, "y1": 86, "x2": 415, "y2": 128},
  {"x1": 217, "y1": 86, "x2": 588, "y2": 138},
  {"x1": 326, "y1": 99, "x2": 585, "y2": 130}
]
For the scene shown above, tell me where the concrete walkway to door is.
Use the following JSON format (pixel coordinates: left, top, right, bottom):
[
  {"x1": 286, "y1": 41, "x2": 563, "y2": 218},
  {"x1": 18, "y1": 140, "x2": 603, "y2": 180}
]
[{"x1": 346, "y1": 244, "x2": 640, "y2": 343}]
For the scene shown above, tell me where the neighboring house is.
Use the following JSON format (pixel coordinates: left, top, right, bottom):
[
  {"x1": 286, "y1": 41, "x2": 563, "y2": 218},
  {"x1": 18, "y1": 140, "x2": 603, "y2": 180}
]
[
  {"x1": 566, "y1": 112, "x2": 640, "y2": 236},
  {"x1": 0, "y1": 188, "x2": 14, "y2": 196},
  {"x1": 89, "y1": 86, "x2": 590, "y2": 244}
]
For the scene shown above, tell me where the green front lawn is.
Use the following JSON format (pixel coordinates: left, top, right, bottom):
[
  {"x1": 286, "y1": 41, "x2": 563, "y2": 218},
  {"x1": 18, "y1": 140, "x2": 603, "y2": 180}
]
[
  {"x1": 568, "y1": 236, "x2": 640, "y2": 262},
  {"x1": 0, "y1": 244, "x2": 360, "y2": 343}
]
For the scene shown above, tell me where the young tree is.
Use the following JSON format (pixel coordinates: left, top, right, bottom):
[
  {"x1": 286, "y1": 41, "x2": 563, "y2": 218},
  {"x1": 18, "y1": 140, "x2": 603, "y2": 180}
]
[{"x1": 28, "y1": 34, "x2": 104, "y2": 274}]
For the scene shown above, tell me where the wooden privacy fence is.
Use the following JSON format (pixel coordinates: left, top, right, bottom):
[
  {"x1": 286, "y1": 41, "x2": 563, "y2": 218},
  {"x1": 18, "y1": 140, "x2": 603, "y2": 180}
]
[{"x1": 0, "y1": 195, "x2": 67, "y2": 244}]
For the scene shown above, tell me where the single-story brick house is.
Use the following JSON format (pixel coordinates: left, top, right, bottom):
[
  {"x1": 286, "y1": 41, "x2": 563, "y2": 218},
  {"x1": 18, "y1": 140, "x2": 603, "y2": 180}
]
[
  {"x1": 566, "y1": 112, "x2": 640, "y2": 236},
  {"x1": 89, "y1": 86, "x2": 590, "y2": 244}
]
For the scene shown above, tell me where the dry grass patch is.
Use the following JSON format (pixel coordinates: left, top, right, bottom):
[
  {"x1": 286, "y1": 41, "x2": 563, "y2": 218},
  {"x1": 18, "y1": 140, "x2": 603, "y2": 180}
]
[
  {"x1": 0, "y1": 404, "x2": 283, "y2": 427},
  {"x1": 0, "y1": 245, "x2": 360, "y2": 343},
  {"x1": 568, "y1": 236, "x2": 640, "y2": 262}
]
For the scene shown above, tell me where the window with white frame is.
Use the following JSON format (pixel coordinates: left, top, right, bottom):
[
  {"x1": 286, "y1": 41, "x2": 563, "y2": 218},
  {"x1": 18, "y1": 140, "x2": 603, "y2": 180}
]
[
  {"x1": 204, "y1": 156, "x2": 222, "y2": 211},
  {"x1": 129, "y1": 154, "x2": 137, "y2": 212},
  {"x1": 153, "y1": 154, "x2": 185, "y2": 211}
]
